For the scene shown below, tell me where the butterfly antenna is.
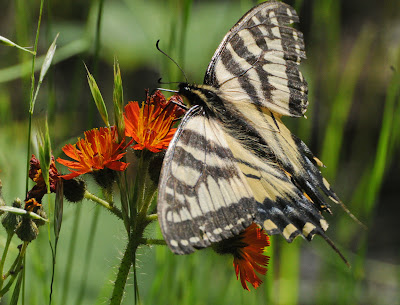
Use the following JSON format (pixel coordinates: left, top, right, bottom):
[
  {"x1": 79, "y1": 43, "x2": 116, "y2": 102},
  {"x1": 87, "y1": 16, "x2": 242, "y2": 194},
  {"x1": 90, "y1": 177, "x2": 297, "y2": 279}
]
[
  {"x1": 156, "y1": 40, "x2": 188, "y2": 83},
  {"x1": 156, "y1": 87, "x2": 179, "y2": 94}
]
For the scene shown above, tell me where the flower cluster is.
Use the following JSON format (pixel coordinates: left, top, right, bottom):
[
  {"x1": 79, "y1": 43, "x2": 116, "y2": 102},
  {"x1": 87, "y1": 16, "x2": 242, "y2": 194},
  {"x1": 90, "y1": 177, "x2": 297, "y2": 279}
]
[{"x1": 57, "y1": 90, "x2": 185, "y2": 180}]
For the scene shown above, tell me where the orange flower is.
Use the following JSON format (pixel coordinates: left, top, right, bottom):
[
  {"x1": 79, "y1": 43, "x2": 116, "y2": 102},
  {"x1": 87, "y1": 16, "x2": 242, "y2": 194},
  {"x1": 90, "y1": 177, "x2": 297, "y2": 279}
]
[
  {"x1": 213, "y1": 223, "x2": 270, "y2": 290},
  {"x1": 26, "y1": 155, "x2": 60, "y2": 203},
  {"x1": 57, "y1": 127, "x2": 129, "y2": 180},
  {"x1": 233, "y1": 223, "x2": 270, "y2": 290},
  {"x1": 124, "y1": 90, "x2": 185, "y2": 153},
  {"x1": 24, "y1": 198, "x2": 42, "y2": 212}
]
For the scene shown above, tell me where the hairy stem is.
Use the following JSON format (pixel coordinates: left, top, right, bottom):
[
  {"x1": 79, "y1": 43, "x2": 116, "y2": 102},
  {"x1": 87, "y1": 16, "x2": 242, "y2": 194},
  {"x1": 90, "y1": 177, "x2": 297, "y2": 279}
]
[{"x1": 84, "y1": 190, "x2": 122, "y2": 219}]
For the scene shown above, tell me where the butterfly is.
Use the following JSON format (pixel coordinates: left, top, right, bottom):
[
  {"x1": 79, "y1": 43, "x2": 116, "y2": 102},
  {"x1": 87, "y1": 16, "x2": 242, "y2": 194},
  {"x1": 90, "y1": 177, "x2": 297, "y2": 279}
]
[{"x1": 157, "y1": 0, "x2": 348, "y2": 264}]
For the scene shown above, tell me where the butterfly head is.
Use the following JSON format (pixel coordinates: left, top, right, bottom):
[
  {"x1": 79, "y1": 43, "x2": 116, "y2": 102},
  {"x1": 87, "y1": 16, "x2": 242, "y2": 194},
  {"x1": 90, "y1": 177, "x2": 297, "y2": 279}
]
[{"x1": 178, "y1": 83, "x2": 220, "y2": 110}]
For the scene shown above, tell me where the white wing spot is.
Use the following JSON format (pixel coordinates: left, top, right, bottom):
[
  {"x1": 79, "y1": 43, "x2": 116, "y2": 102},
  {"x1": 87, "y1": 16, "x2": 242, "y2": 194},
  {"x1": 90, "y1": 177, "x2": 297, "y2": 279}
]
[
  {"x1": 320, "y1": 219, "x2": 329, "y2": 231},
  {"x1": 263, "y1": 219, "x2": 278, "y2": 231},
  {"x1": 294, "y1": 44, "x2": 301, "y2": 54},
  {"x1": 224, "y1": 224, "x2": 234, "y2": 231},
  {"x1": 180, "y1": 240, "x2": 189, "y2": 246},
  {"x1": 299, "y1": 71, "x2": 304, "y2": 82},
  {"x1": 236, "y1": 218, "x2": 245, "y2": 224},
  {"x1": 189, "y1": 237, "x2": 200, "y2": 243},
  {"x1": 170, "y1": 240, "x2": 178, "y2": 247},
  {"x1": 302, "y1": 222, "x2": 316, "y2": 237},
  {"x1": 283, "y1": 223, "x2": 298, "y2": 239},
  {"x1": 213, "y1": 228, "x2": 223, "y2": 235},
  {"x1": 206, "y1": 232, "x2": 216, "y2": 242}
]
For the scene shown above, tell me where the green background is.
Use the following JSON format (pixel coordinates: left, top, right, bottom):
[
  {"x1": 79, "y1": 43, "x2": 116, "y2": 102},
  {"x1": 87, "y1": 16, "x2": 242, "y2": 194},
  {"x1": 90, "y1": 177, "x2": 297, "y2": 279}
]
[{"x1": 0, "y1": 0, "x2": 399, "y2": 304}]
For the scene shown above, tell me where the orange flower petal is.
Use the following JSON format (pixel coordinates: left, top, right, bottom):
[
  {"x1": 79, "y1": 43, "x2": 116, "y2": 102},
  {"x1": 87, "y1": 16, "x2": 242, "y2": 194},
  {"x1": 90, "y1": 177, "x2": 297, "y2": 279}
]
[
  {"x1": 214, "y1": 223, "x2": 270, "y2": 291},
  {"x1": 57, "y1": 127, "x2": 129, "y2": 180},
  {"x1": 124, "y1": 90, "x2": 185, "y2": 152}
]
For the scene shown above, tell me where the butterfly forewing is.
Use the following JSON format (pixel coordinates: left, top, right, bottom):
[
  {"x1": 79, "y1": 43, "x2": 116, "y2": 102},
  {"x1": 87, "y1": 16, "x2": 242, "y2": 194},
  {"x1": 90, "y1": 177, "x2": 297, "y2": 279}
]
[
  {"x1": 158, "y1": 106, "x2": 257, "y2": 254},
  {"x1": 204, "y1": 1, "x2": 308, "y2": 117}
]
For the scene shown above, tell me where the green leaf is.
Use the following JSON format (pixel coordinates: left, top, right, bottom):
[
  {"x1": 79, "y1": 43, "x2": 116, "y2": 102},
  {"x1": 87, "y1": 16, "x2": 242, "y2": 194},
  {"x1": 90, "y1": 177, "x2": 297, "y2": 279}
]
[
  {"x1": 85, "y1": 64, "x2": 110, "y2": 126},
  {"x1": 39, "y1": 33, "x2": 59, "y2": 83},
  {"x1": 0, "y1": 206, "x2": 49, "y2": 222},
  {"x1": 0, "y1": 35, "x2": 36, "y2": 55},
  {"x1": 37, "y1": 119, "x2": 52, "y2": 193},
  {"x1": 113, "y1": 58, "x2": 125, "y2": 141},
  {"x1": 54, "y1": 181, "x2": 64, "y2": 239}
]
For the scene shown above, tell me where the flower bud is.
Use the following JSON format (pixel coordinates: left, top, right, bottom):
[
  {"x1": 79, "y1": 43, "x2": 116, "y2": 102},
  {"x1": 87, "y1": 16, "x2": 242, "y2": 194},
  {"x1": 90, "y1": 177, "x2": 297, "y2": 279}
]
[
  {"x1": 33, "y1": 208, "x2": 47, "y2": 227},
  {"x1": 91, "y1": 168, "x2": 116, "y2": 191},
  {"x1": 63, "y1": 178, "x2": 86, "y2": 202},
  {"x1": 15, "y1": 217, "x2": 39, "y2": 242},
  {"x1": 1, "y1": 199, "x2": 22, "y2": 235},
  {"x1": 148, "y1": 151, "x2": 165, "y2": 186}
]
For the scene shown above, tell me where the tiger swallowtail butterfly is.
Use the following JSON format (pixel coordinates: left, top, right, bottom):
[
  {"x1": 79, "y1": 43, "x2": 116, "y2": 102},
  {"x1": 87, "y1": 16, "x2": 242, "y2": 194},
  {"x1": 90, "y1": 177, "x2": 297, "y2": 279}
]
[{"x1": 157, "y1": 0, "x2": 349, "y2": 264}]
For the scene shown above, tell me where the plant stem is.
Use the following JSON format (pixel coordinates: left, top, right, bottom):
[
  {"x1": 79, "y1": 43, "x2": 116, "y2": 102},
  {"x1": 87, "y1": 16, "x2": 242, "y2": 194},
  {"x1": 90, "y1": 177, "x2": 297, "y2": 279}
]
[
  {"x1": 0, "y1": 234, "x2": 13, "y2": 290},
  {"x1": 139, "y1": 238, "x2": 166, "y2": 246},
  {"x1": 0, "y1": 242, "x2": 28, "y2": 296},
  {"x1": 84, "y1": 190, "x2": 122, "y2": 219},
  {"x1": 60, "y1": 204, "x2": 82, "y2": 305},
  {"x1": 25, "y1": 0, "x2": 44, "y2": 195},
  {"x1": 109, "y1": 233, "x2": 137, "y2": 305},
  {"x1": 145, "y1": 214, "x2": 158, "y2": 222}
]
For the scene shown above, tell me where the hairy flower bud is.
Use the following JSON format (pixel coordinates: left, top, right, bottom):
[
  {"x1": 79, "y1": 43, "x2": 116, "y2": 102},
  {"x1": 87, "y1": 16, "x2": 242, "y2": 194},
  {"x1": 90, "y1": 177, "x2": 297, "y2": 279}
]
[
  {"x1": 63, "y1": 178, "x2": 86, "y2": 202},
  {"x1": 1, "y1": 199, "x2": 22, "y2": 235},
  {"x1": 33, "y1": 208, "x2": 47, "y2": 227},
  {"x1": 91, "y1": 168, "x2": 116, "y2": 191},
  {"x1": 148, "y1": 151, "x2": 165, "y2": 186},
  {"x1": 16, "y1": 217, "x2": 39, "y2": 242}
]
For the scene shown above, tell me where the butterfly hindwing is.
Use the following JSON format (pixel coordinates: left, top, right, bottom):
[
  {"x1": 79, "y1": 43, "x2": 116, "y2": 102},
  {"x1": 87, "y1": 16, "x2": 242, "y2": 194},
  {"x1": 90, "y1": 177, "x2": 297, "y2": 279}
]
[
  {"x1": 216, "y1": 107, "x2": 332, "y2": 242},
  {"x1": 158, "y1": 106, "x2": 257, "y2": 254},
  {"x1": 204, "y1": 1, "x2": 308, "y2": 117}
]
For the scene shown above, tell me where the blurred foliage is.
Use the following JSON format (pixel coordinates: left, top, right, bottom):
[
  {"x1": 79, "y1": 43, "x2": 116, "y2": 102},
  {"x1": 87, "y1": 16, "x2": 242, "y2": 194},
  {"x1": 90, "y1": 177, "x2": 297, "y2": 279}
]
[{"x1": 0, "y1": 0, "x2": 399, "y2": 304}]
